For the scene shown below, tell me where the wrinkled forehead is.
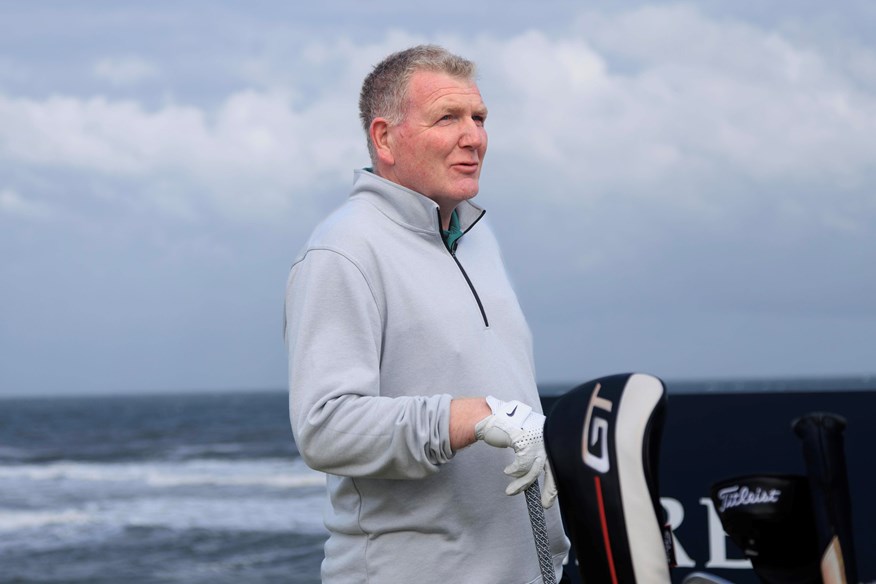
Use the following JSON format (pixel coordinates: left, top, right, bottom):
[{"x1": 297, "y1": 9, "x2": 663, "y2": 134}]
[{"x1": 405, "y1": 70, "x2": 486, "y2": 112}]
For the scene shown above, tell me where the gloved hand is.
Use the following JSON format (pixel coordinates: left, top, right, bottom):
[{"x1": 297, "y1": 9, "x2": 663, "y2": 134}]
[{"x1": 475, "y1": 396, "x2": 557, "y2": 508}]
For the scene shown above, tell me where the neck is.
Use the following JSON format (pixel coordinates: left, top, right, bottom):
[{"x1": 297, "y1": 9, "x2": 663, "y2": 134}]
[{"x1": 438, "y1": 207, "x2": 455, "y2": 230}]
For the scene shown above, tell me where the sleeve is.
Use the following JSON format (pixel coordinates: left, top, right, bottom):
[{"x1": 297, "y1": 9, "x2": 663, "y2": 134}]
[{"x1": 284, "y1": 247, "x2": 455, "y2": 479}]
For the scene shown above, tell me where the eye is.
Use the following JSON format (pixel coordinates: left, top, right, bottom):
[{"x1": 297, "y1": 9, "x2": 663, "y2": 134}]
[{"x1": 473, "y1": 114, "x2": 486, "y2": 126}]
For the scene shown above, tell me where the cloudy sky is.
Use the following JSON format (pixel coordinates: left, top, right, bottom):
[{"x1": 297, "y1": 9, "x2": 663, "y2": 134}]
[{"x1": 2, "y1": 1, "x2": 875, "y2": 397}]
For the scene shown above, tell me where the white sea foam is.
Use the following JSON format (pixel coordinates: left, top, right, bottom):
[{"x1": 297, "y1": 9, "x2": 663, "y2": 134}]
[
  {"x1": 0, "y1": 457, "x2": 326, "y2": 489},
  {"x1": 0, "y1": 509, "x2": 91, "y2": 531},
  {"x1": 0, "y1": 494, "x2": 326, "y2": 537},
  {"x1": 103, "y1": 494, "x2": 328, "y2": 534},
  {"x1": 0, "y1": 460, "x2": 328, "y2": 548},
  {"x1": 0, "y1": 494, "x2": 327, "y2": 555},
  {"x1": 0, "y1": 457, "x2": 329, "y2": 555}
]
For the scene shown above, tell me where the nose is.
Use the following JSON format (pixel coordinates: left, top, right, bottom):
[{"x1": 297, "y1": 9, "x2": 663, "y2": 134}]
[{"x1": 458, "y1": 117, "x2": 486, "y2": 150}]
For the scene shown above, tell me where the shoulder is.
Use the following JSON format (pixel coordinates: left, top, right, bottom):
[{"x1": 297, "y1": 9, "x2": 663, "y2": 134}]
[{"x1": 296, "y1": 197, "x2": 384, "y2": 260}]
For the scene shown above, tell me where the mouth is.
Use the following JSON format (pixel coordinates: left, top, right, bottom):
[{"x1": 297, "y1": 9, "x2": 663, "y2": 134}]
[{"x1": 452, "y1": 161, "x2": 480, "y2": 173}]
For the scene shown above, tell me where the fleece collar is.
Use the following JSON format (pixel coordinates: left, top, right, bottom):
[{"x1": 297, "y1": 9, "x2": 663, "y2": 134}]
[{"x1": 350, "y1": 169, "x2": 485, "y2": 235}]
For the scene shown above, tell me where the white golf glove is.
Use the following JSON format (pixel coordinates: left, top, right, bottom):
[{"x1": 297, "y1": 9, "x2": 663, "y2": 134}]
[{"x1": 475, "y1": 396, "x2": 557, "y2": 508}]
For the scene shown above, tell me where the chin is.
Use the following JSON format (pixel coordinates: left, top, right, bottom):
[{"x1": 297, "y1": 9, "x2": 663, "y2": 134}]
[
  {"x1": 455, "y1": 181, "x2": 481, "y2": 199},
  {"x1": 452, "y1": 190, "x2": 479, "y2": 202}
]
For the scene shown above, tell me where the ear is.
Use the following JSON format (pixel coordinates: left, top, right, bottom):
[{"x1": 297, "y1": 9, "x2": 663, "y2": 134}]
[{"x1": 370, "y1": 118, "x2": 395, "y2": 167}]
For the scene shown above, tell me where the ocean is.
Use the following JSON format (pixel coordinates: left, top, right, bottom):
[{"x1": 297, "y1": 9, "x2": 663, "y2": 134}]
[
  {"x1": 2, "y1": 377, "x2": 873, "y2": 583},
  {"x1": 0, "y1": 391, "x2": 326, "y2": 584}
]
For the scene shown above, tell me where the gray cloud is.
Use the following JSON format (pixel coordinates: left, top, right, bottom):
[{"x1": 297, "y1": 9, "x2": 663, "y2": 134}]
[{"x1": 1, "y1": 2, "x2": 874, "y2": 396}]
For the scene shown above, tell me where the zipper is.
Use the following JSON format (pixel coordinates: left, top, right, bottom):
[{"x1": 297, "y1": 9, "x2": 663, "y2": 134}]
[{"x1": 439, "y1": 209, "x2": 489, "y2": 327}]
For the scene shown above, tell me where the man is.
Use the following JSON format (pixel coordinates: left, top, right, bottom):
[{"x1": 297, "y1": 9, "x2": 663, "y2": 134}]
[{"x1": 285, "y1": 45, "x2": 569, "y2": 583}]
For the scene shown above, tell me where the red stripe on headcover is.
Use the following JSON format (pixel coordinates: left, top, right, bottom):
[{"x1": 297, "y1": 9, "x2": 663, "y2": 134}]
[{"x1": 595, "y1": 475, "x2": 619, "y2": 584}]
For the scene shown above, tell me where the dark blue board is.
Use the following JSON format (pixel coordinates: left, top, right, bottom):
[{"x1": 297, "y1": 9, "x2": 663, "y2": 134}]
[{"x1": 541, "y1": 389, "x2": 875, "y2": 584}]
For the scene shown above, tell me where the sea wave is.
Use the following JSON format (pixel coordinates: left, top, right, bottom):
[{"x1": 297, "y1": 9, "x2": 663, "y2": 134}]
[
  {"x1": 167, "y1": 443, "x2": 246, "y2": 459},
  {"x1": 0, "y1": 457, "x2": 329, "y2": 544},
  {"x1": 0, "y1": 509, "x2": 91, "y2": 531},
  {"x1": 0, "y1": 457, "x2": 326, "y2": 489},
  {"x1": 107, "y1": 495, "x2": 327, "y2": 533},
  {"x1": 0, "y1": 495, "x2": 328, "y2": 538}
]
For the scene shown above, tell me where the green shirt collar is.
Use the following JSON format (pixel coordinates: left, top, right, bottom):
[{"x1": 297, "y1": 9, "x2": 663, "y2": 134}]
[{"x1": 441, "y1": 209, "x2": 463, "y2": 252}]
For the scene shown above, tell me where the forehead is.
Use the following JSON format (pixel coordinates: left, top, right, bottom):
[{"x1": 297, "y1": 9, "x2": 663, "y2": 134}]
[{"x1": 405, "y1": 70, "x2": 485, "y2": 111}]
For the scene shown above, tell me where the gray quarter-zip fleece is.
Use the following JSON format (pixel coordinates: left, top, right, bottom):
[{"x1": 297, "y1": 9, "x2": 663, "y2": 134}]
[{"x1": 285, "y1": 169, "x2": 569, "y2": 583}]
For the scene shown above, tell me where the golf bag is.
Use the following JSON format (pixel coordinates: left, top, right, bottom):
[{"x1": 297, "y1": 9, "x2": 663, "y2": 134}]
[{"x1": 710, "y1": 412, "x2": 858, "y2": 584}]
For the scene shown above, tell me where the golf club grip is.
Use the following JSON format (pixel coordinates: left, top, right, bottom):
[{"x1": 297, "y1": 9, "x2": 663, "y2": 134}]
[
  {"x1": 793, "y1": 412, "x2": 858, "y2": 584},
  {"x1": 524, "y1": 482, "x2": 556, "y2": 584}
]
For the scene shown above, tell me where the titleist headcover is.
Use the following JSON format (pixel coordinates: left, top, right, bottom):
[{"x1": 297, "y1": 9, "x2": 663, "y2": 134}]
[
  {"x1": 710, "y1": 474, "x2": 820, "y2": 584},
  {"x1": 544, "y1": 373, "x2": 672, "y2": 584}
]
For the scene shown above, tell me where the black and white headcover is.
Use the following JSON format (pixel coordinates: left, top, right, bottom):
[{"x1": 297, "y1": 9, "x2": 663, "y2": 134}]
[{"x1": 544, "y1": 373, "x2": 673, "y2": 584}]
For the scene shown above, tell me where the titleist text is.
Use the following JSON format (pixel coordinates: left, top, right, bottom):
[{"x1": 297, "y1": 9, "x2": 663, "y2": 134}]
[{"x1": 716, "y1": 485, "x2": 782, "y2": 512}]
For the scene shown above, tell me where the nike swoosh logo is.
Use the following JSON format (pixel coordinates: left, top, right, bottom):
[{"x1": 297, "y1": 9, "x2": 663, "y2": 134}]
[{"x1": 507, "y1": 406, "x2": 518, "y2": 417}]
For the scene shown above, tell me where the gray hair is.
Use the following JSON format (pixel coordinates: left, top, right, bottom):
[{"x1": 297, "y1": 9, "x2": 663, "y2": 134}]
[{"x1": 359, "y1": 45, "x2": 477, "y2": 165}]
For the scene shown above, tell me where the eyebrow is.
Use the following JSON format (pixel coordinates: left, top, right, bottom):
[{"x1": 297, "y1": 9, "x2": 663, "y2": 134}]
[{"x1": 431, "y1": 101, "x2": 489, "y2": 118}]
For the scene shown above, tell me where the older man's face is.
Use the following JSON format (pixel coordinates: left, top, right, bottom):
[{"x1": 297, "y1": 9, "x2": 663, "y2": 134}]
[{"x1": 384, "y1": 70, "x2": 488, "y2": 211}]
